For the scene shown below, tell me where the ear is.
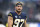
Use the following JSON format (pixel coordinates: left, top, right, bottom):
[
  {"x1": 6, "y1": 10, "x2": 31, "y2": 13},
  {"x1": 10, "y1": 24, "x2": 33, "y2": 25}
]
[{"x1": 22, "y1": 7, "x2": 23, "y2": 9}]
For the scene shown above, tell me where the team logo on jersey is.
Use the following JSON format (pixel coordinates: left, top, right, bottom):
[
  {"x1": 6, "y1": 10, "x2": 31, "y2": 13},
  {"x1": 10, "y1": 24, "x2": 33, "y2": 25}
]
[
  {"x1": 15, "y1": 16, "x2": 17, "y2": 18},
  {"x1": 19, "y1": 16, "x2": 21, "y2": 18}
]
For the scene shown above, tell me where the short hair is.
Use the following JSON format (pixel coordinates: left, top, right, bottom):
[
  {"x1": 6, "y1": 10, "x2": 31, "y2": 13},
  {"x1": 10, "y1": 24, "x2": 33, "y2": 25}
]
[{"x1": 15, "y1": 2, "x2": 23, "y2": 6}]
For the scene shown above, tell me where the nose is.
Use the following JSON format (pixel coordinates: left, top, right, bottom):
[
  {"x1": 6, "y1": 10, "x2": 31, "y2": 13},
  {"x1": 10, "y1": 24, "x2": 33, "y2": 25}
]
[{"x1": 18, "y1": 7, "x2": 20, "y2": 8}]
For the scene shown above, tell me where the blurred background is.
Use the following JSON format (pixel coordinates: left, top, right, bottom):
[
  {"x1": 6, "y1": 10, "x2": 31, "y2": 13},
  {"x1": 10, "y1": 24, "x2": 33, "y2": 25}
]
[{"x1": 0, "y1": 0, "x2": 40, "y2": 27}]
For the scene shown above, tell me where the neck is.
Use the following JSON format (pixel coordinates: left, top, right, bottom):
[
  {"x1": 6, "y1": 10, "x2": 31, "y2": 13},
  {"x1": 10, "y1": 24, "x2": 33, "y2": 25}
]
[{"x1": 15, "y1": 10, "x2": 21, "y2": 15}]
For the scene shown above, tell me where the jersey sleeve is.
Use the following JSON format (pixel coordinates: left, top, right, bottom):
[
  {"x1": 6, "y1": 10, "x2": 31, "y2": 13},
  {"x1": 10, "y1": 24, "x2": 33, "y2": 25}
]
[{"x1": 8, "y1": 12, "x2": 13, "y2": 17}]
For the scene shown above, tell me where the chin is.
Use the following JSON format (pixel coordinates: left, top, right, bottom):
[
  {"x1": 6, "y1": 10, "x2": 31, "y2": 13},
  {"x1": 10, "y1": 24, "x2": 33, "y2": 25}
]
[{"x1": 19, "y1": 11, "x2": 21, "y2": 12}]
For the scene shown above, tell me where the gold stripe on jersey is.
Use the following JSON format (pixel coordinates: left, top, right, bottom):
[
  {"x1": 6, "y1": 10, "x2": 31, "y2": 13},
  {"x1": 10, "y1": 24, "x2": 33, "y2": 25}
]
[{"x1": 8, "y1": 13, "x2": 12, "y2": 16}]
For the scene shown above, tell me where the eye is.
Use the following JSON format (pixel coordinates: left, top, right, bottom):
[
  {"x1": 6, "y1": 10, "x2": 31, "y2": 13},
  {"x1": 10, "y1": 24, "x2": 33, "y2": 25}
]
[{"x1": 17, "y1": 6, "x2": 19, "y2": 7}]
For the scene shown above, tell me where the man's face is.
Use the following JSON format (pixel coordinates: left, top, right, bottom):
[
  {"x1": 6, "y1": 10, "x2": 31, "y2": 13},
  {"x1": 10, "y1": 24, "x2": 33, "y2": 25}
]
[{"x1": 15, "y1": 5, "x2": 23, "y2": 12}]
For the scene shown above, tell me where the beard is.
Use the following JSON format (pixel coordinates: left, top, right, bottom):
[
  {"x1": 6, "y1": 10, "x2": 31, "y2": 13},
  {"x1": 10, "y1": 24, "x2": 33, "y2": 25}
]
[{"x1": 16, "y1": 9, "x2": 21, "y2": 13}]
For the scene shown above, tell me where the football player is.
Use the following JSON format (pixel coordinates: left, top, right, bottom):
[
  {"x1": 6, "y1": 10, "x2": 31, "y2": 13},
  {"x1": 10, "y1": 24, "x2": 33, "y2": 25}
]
[{"x1": 8, "y1": 2, "x2": 27, "y2": 27}]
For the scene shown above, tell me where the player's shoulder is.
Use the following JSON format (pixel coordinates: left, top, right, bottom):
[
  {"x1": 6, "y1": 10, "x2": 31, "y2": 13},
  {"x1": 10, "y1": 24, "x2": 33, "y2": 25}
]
[
  {"x1": 8, "y1": 11, "x2": 15, "y2": 16},
  {"x1": 21, "y1": 12, "x2": 26, "y2": 16}
]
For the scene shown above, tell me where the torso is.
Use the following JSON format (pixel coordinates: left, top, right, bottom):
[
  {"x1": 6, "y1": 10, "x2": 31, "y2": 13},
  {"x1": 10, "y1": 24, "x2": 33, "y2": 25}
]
[{"x1": 8, "y1": 11, "x2": 26, "y2": 27}]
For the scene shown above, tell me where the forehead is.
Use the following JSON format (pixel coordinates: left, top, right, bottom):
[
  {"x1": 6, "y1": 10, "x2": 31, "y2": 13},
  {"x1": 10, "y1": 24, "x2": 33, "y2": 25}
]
[{"x1": 16, "y1": 5, "x2": 22, "y2": 6}]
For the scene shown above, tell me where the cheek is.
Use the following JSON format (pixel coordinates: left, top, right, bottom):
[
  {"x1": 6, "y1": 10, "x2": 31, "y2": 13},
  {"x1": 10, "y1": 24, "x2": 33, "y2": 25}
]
[
  {"x1": 16, "y1": 7, "x2": 18, "y2": 9},
  {"x1": 17, "y1": 7, "x2": 18, "y2": 9}
]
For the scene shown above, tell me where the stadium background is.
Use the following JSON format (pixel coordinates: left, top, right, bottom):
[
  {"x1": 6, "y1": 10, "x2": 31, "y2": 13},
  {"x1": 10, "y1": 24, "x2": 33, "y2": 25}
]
[{"x1": 0, "y1": 0, "x2": 40, "y2": 27}]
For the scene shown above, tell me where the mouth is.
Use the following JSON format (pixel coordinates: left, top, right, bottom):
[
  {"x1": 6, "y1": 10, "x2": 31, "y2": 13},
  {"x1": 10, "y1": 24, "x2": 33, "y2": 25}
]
[{"x1": 18, "y1": 9, "x2": 21, "y2": 10}]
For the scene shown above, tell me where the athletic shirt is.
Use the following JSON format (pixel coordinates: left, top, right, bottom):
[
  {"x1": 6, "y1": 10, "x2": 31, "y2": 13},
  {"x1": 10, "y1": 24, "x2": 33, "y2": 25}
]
[{"x1": 8, "y1": 11, "x2": 27, "y2": 27}]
